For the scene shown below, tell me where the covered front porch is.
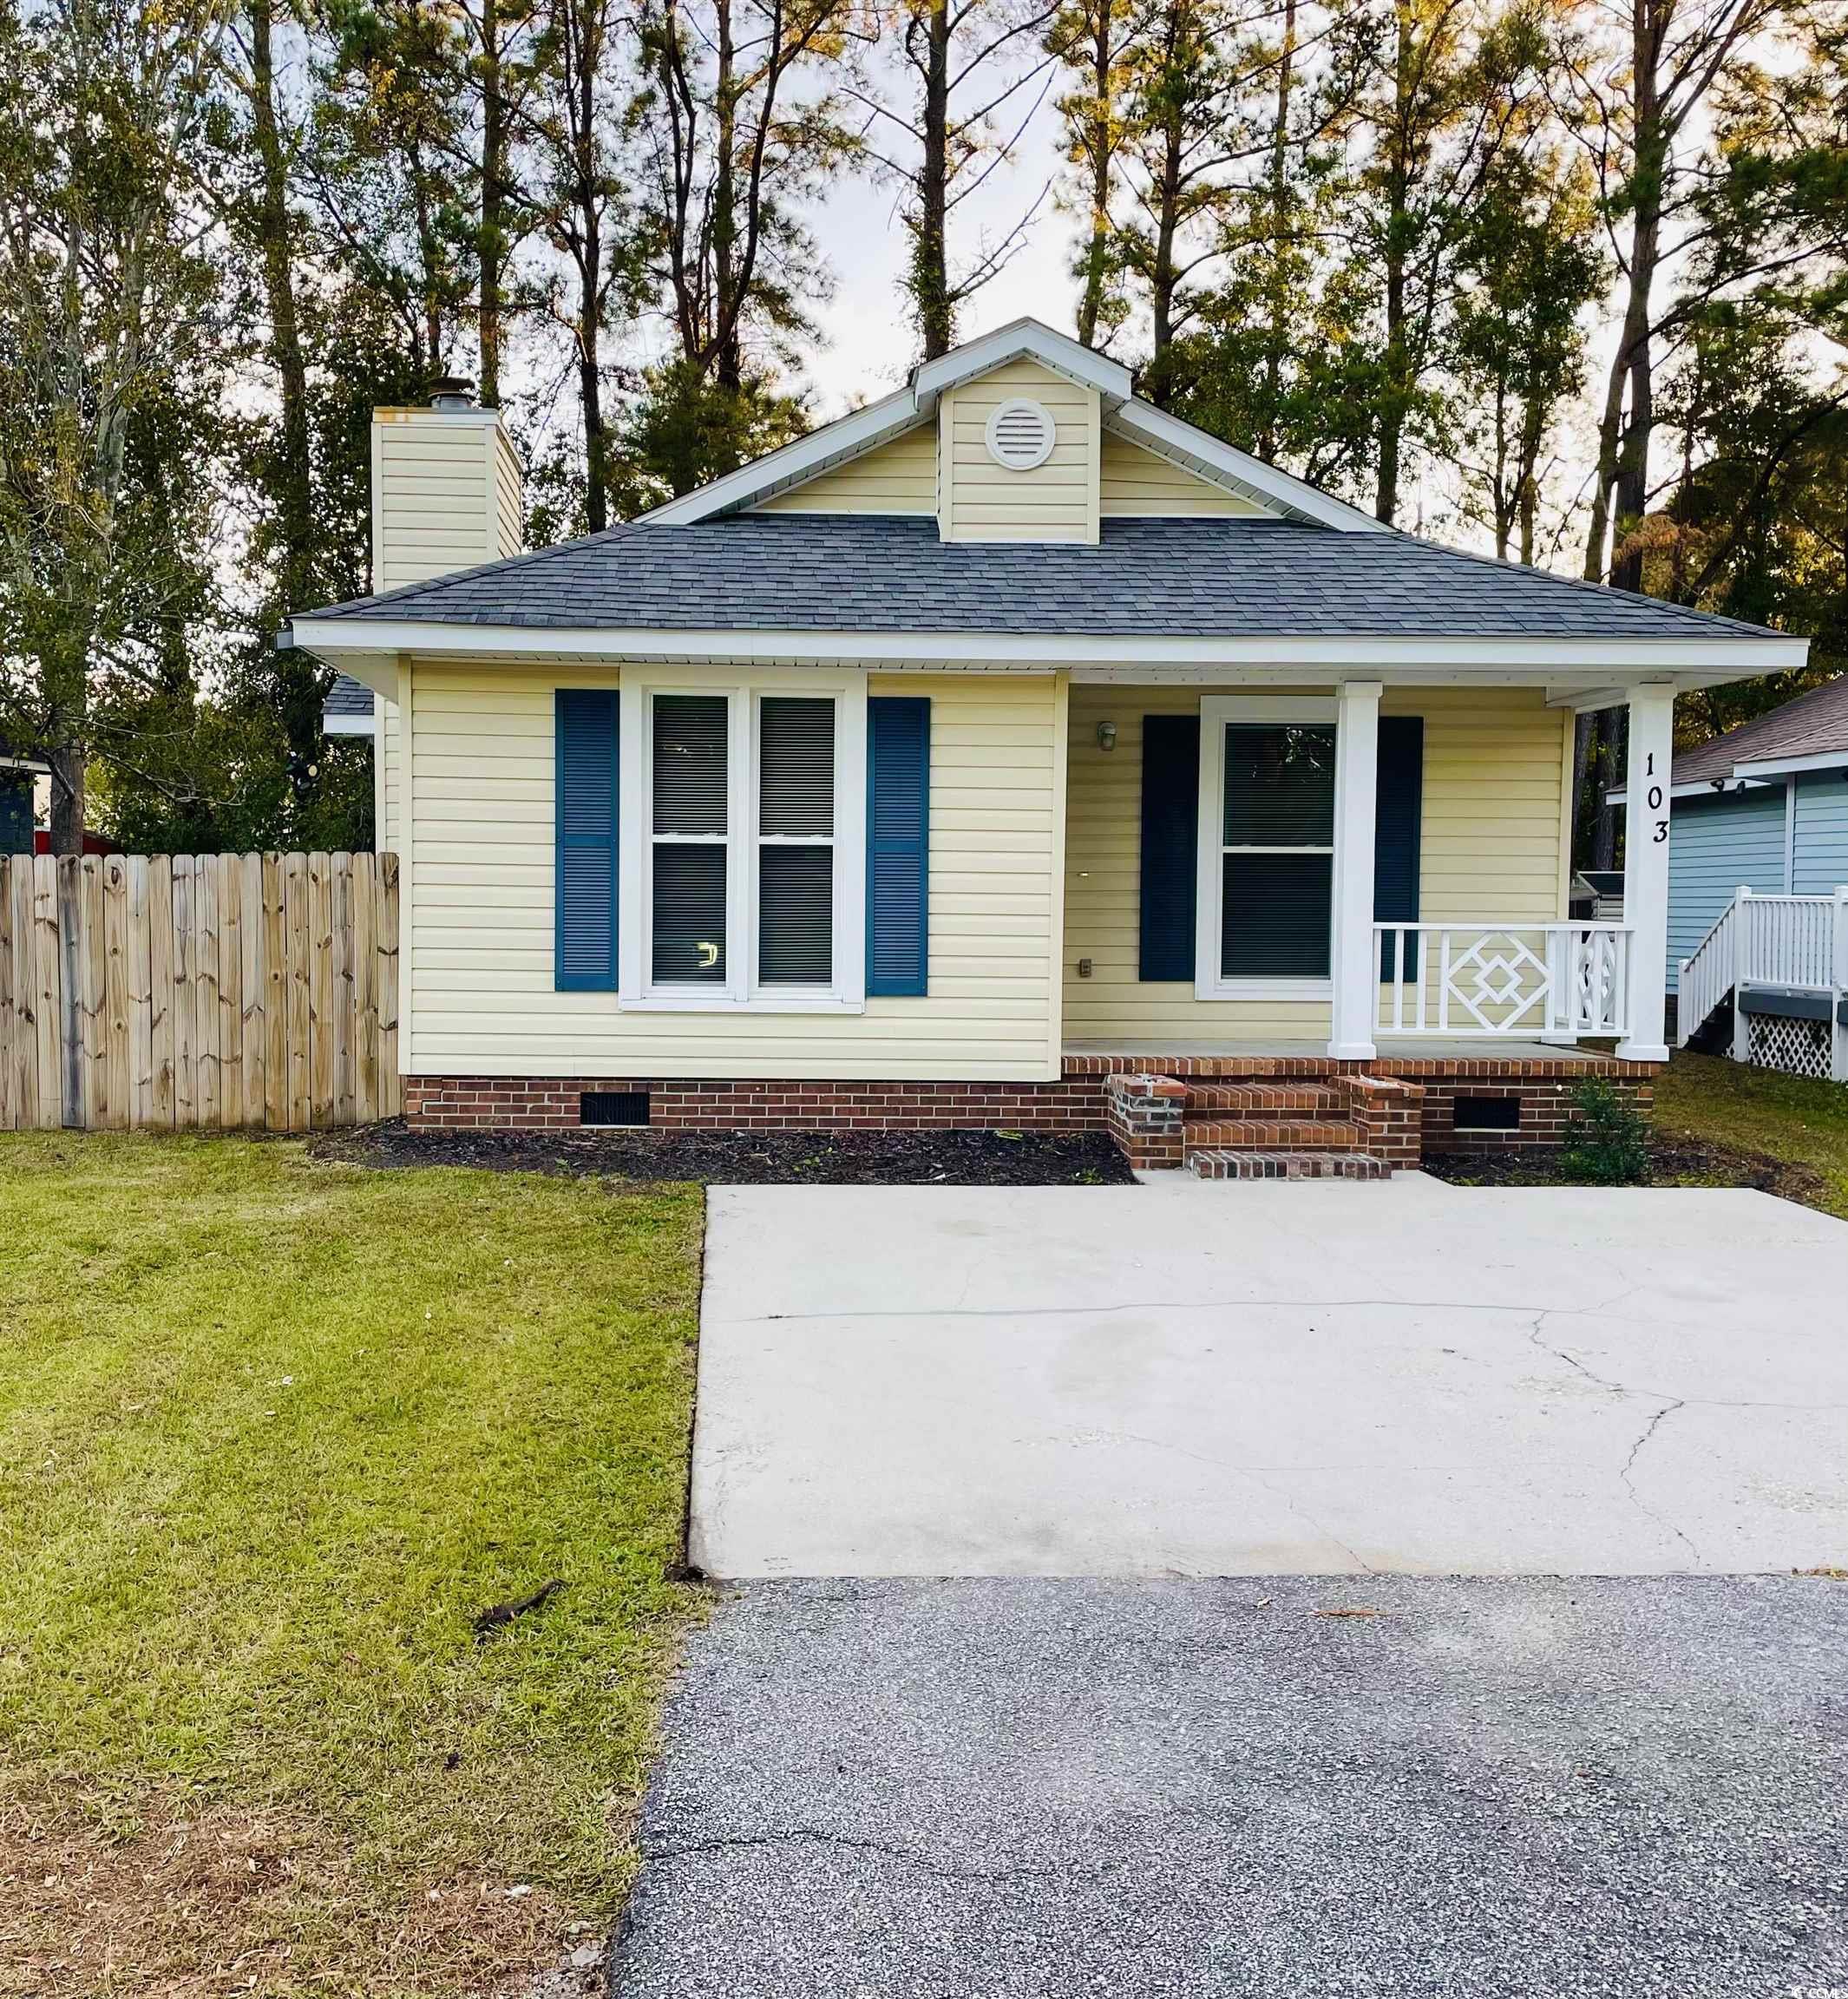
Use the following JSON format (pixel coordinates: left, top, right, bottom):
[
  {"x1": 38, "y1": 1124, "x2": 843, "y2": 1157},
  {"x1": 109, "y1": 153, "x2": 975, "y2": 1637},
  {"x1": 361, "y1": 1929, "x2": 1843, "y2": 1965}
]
[{"x1": 1058, "y1": 677, "x2": 1678, "y2": 1071}]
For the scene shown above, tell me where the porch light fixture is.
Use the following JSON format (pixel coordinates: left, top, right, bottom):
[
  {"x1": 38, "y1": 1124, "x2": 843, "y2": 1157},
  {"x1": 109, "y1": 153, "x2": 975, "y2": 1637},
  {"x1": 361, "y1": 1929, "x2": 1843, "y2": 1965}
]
[{"x1": 1097, "y1": 719, "x2": 1117, "y2": 752}]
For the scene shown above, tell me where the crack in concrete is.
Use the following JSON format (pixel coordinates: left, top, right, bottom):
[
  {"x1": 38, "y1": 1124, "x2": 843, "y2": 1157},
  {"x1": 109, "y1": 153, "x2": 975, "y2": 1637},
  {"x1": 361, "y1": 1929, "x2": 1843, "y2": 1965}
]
[
  {"x1": 1528, "y1": 1312, "x2": 1706, "y2": 1566},
  {"x1": 642, "y1": 1826, "x2": 1064, "y2": 1884},
  {"x1": 1616, "y1": 1399, "x2": 1702, "y2": 1566}
]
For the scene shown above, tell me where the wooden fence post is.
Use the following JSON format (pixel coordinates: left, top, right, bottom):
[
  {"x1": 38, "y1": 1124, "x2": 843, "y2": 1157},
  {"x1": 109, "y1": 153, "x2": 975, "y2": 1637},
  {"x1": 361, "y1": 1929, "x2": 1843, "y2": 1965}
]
[
  {"x1": 7, "y1": 860, "x2": 37, "y2": 1129},
  {"x1": 102, "y1": 856, "x2": 129, "y2": 1130}
]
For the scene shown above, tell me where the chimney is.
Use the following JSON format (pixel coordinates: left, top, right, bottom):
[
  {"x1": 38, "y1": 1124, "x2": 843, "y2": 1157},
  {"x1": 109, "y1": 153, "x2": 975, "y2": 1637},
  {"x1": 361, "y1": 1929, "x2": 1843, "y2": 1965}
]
[{"x1": 370, "y1": 379, "x2": 524, "y2": 594}]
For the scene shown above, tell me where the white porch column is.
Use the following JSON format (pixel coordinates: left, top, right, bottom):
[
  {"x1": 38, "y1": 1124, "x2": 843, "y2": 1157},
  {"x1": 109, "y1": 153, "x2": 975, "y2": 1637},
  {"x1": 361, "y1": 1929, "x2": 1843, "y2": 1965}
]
[
  {"x1": 1327, "y1": 678, "x2": 1382, "y2": 1059},
  {"x1": 1616, "y1": 681, "x2": 1675, "y2": 1062}
]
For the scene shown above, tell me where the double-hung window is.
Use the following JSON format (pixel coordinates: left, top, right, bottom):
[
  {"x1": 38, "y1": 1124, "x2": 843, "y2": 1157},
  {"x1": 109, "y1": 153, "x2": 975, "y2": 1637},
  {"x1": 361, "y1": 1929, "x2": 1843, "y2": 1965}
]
[
  {"x1": 1196, "y1": 696, "x2": 1337, "y2": 998},
  {"x1": 621, "y1": 673, "x2": 866, "y2": 1009},
  {"x1": 650, "y1": 694, "x2": 730, "y2": 984}
]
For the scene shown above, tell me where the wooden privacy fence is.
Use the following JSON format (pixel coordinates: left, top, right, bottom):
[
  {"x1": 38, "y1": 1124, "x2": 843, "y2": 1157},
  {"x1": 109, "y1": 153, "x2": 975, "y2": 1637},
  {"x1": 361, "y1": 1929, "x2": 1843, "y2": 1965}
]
[{"x1": 0, "y1": 852, "x2": 400, "y2": 1132}]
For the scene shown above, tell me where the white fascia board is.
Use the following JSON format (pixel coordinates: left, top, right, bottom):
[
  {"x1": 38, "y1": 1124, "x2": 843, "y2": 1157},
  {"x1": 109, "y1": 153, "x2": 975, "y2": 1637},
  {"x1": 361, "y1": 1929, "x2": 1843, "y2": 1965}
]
[
  {"x1": 1108, "y1": 401, "x2": 1388, "y2": 534},
  {"x1": 911, "y1": 318, "x2": 1133, "y2": 410},
  {"x1": 322, "y1": 710, "x2": 377, "y2": 737},
  {"x1": 291, "y1": 619, "x2": 1813, "y2": 679},
  {"x1": 637, "y1": 383, "x2": 922, "y2": 524},
  {"x1": 1731, "y1": 748, "x2": 1848, "y2": 781}
]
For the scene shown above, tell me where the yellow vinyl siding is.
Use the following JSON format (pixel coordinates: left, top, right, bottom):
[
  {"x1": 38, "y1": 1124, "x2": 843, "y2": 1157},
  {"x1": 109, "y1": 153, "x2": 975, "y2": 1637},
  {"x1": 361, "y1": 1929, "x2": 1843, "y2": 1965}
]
[
  {"x1": 940, "y1": 359, "x2": 1099, "y2": 543},
  {"x1": 752, "y1": 425, "x2": 938, "y2": 513},
  {"x1": 493, "y1": 426, "x2": 523, "y2": 555},
  {"x1": 1098, "y1": 428, "x2": 1265, "y2": 516},
  {"x1": 403, "y1": 665, "x2": 1060, "y2": 1079},
  {"x1": 1061, "y1": 684, "x2": 1568, "y2": 1045},
  {"x1": 378, "y1": 696, "x2": 402, "y2": 853}
]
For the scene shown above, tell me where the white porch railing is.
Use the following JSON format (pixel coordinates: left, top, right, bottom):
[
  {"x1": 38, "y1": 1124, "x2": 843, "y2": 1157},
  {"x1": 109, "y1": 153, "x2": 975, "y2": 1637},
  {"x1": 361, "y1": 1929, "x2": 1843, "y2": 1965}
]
[{"x1": 1373, "y1": 923, "x2": 1631, "y2": 1039}]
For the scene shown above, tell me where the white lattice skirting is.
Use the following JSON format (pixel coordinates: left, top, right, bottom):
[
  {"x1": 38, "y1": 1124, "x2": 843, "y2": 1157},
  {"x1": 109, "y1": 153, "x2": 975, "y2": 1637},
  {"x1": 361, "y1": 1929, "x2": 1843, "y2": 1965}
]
[{"x1": 1746, "y1": 1013, "x2": 1833, "y2": 1081}]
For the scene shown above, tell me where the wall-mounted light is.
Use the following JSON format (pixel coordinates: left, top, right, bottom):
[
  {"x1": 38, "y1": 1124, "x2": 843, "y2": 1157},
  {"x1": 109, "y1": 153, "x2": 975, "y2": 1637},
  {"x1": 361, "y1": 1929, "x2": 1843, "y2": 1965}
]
[{"x1": 1097, "y1": 719, "x2": 1117, "y2": 752}]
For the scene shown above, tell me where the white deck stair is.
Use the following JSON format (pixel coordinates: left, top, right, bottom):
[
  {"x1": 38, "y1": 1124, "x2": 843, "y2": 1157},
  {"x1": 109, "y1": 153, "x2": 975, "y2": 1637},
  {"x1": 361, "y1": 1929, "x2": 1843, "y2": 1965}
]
[{"x1": 1677, "y1": 888, "x2": 1848, "y2": 1079}]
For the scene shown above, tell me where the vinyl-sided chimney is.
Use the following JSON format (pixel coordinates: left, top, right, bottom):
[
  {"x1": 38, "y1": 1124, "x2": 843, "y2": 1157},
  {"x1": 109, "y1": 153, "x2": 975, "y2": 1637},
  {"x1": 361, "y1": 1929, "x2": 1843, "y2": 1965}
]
[{"x1": 370, "y1": 378, "x2": 523, "y2": 593}]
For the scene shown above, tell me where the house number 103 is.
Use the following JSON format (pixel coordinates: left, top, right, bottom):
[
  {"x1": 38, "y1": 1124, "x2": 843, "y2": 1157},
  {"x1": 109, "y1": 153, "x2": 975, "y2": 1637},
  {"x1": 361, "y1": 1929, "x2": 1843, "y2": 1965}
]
[{"x1": 1646, "y1": 751, "x2": 1667, "y2": 842}]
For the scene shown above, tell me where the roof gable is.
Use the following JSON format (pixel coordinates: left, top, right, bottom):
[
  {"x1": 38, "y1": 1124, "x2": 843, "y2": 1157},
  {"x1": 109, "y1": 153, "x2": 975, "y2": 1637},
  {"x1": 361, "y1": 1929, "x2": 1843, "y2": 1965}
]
[{"x1": 642, "y1": 317, "x2": 1383, "y2": 534}]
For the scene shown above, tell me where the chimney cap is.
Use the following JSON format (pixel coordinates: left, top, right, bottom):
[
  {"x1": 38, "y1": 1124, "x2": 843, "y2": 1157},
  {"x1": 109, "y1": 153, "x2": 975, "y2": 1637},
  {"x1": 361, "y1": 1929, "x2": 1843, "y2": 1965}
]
[{"x1": 427, "y1": 375, "x2": 477, "y2": 413}]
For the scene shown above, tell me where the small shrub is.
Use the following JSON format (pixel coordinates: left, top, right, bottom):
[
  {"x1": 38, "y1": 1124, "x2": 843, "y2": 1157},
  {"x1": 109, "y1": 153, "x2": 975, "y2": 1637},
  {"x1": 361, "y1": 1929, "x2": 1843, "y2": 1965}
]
[{"x1": 1561, "y1": 1078, "x2": 1650, "y2": 1185}]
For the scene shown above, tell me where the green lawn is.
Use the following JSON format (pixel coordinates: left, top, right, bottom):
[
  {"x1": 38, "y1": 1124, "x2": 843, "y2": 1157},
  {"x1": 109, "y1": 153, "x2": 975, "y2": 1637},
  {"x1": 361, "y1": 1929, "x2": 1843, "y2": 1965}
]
[
  {"x1": 0, "y1": 1133, "x2": 704, "y2": 1996},
  {"x1": 1654, "y1": 1051, "x2": 1848, "y2": 1219}
]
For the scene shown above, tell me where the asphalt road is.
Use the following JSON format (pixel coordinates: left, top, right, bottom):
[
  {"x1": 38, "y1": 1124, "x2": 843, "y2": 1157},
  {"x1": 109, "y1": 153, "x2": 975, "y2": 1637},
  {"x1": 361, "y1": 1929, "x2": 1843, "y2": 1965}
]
[{"x1": 613, "y1": 1576, "x2": 1848, "y2": 1998}]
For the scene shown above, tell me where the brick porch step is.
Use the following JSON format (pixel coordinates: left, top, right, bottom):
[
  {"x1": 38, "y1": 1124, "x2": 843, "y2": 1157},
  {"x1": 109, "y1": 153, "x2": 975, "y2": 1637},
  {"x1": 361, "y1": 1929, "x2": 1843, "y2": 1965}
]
[
  {"x1": 1182, "y1": 1117, "x2": 1367, "y2": 1150},
  {"x1": 1184, "y1": 1083, "x2": 1349, "y2": 1117},
  {"x1": 1187, "y1": 1149, "x2": 1393, "y2": 1181}
]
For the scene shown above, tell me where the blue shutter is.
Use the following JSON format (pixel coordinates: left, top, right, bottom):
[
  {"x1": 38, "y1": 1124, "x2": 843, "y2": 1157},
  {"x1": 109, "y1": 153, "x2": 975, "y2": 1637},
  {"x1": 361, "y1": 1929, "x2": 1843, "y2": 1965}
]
[
  {"x1": 555, "y1": 689, "x2": 619, "y2": 990},
  {"x1": 1139, "y1": 713, "x2": 1199, "y2": 980},
  {"x1": 866, "y1": 697, "x2": 929, "y2": 996},
  {"x1": 1373, "y1": 715, "x2": 1423, "y2": 981}
]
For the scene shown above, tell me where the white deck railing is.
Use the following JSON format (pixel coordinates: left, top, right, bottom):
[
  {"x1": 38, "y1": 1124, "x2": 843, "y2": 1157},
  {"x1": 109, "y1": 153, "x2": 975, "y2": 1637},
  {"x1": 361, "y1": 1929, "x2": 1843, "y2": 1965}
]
[
  {"x1": 1677, "y1": 888, "x2": 1848, "y2": 1070},
  {"x1": 1373, "y1": 923, "x2": 1631, "y2": 1039}
]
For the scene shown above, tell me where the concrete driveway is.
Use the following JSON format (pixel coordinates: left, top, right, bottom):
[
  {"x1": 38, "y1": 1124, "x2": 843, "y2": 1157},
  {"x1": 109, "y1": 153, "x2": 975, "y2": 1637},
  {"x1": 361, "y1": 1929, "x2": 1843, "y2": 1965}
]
[{"x1": 690, "y1": 1176, "x2": 1848, "y2": 1576}]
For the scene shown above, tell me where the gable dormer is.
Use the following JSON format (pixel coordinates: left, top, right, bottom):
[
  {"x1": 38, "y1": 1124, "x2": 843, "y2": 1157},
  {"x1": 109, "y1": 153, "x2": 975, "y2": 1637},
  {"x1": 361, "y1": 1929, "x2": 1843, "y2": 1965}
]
[{"x1": 644, "y1": 318, "x2": 1384, "y2": 538}]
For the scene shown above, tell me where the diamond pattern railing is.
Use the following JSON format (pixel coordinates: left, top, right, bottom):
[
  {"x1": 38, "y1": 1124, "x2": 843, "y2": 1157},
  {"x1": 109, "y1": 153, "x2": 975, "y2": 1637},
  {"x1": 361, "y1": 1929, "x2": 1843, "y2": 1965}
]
[{"x1": 1373, "y1": 924, "x2": 1630, "y2": 1039}]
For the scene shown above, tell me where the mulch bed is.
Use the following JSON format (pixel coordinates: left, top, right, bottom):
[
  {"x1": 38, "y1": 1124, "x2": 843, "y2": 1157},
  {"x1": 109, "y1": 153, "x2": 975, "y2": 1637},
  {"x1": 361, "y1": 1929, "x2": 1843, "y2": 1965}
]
[
  {"x1": 311, "y1": 1120, "x2": 1137, "y2": 1186},
  {"x1": 1423, "y1": 1136, "x2": 1827, "y2": 1210}
]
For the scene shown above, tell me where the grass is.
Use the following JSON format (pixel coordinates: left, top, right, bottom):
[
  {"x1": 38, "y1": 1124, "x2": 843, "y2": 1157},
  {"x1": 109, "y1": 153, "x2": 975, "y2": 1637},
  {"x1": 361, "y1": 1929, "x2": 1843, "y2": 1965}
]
[
  {"x1": 1652, "y1": 1051, "x2": 1848, "y2": 1219},
  {"x1": 0, "y1": 1132, "x2": 704, "y2": 1997}
]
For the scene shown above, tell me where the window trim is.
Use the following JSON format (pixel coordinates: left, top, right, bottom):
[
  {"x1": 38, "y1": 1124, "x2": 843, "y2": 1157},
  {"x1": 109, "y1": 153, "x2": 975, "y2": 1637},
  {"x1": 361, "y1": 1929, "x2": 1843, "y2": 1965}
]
[
  {"x1": 1194, "y1": 695, "x2": 1337, "y2": 1001},
  {"x1": 619, "y1": 667, "x2": 867, "y2": 1012}
]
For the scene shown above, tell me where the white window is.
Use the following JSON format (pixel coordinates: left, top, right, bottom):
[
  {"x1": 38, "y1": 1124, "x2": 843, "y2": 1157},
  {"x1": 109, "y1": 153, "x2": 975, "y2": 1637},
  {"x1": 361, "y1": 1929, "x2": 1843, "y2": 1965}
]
[
  {"x1": 1195, "y1": 695, "x2": 1337, "y2": 1000},
  {"x1": 619, "y1": 672, "x2": 866, "y2": 1011}
]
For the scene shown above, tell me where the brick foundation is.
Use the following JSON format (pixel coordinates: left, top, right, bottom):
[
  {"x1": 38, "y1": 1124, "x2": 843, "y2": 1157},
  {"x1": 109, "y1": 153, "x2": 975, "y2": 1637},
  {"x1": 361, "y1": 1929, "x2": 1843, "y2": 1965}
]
[
  {"x1": 403, "y1": 1073, "x2": 1105, "y2": 1134},
  {"x1": 404, "y1": 1052, "x2": 1657, "y2": 1165}
]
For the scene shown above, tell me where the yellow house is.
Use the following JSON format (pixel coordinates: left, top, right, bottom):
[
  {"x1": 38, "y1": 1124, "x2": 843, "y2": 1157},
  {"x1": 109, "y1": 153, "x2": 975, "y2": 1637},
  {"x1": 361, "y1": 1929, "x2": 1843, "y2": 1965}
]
[{"x1": 296, "y1": 321, "x2": 1805, "y2": 1174}]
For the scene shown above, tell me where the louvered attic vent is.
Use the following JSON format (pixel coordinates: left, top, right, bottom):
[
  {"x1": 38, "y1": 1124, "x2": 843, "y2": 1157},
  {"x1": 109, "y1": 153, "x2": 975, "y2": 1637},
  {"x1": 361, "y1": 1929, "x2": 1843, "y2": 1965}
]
[{"x1": 985, "y1": 398, "x2": 1056, "y2": 471}]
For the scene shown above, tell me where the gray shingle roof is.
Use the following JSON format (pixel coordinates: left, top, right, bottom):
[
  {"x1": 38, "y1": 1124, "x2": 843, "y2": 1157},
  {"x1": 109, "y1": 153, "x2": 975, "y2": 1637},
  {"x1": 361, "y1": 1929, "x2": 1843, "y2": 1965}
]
[
  {"x1": 297, "y1": 515, "x2": 1783, "y2": 645},
  {"x1": 323, "y1": 672, "x2": 375, "y2": 722},
  {"x1": 1671, "y1": 674, "x2": 1848, "y2": 784}
]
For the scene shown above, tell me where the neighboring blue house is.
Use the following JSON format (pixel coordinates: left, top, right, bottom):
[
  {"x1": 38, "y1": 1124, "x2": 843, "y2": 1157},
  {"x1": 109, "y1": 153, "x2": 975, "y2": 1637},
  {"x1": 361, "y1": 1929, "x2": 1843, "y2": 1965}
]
[
  {"x1": 1615, "y1": 676, "x2": 1848, "y2": 999},
  {"x1": 0, "y1": 745, "x2": 43, "y2": 855}
]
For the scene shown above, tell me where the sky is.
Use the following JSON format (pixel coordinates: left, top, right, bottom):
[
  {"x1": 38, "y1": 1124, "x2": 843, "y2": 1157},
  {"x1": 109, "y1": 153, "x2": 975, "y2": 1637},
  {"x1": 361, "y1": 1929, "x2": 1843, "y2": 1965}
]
[{"x1": 785, "y1": 90, "x2": 1081, "y2": 415}]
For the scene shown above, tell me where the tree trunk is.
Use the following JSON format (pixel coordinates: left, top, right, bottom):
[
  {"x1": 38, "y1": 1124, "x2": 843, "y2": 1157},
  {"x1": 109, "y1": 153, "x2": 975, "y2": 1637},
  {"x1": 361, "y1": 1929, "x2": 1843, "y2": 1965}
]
[
  {"x1": 1582, "y1": 0, "x2": 1663, "y2": 587},
  {"x1": 1257, "y1": 0, "x2": 1297, "y2": 462},
  {"x1": 248, "y1": 0, "x2": 324, "y2": 796},
  {"x1": 914, "y1": 0, "x2": 953, "y2": 358},
  {"x1": 1570, "y1": 711, "x2": 1593, "y2": 868},
  {"x1": 1491, "y1": 381, "x2": 1511, "y2": 561},
  {"x1": 1141, "y1": 0, "x2": 1187, "y2": 399},
  {"x1": 478, "y1": 0, "x2": 505, "y2": 403},
  {"x1": 48, "y1": 743, "x2": 85, "y2": 857},
  {"x1": 712, "y1": 0, "x2": 740, "y2": 388},
  {"x1": 1073, "y1": 1, "x2": 1116, "y2": 349},
  {"x1": 1593, "y1": 708, "x2": 1625, "y2": 868},
  {"x1": 571, "y1": 12, "x2": 608, "y2": 533},
  {"x1": 1373, "y1": 0, "x2": 1412, "y2": 525}
]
